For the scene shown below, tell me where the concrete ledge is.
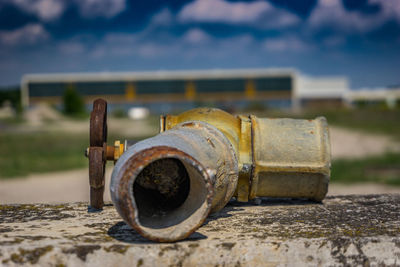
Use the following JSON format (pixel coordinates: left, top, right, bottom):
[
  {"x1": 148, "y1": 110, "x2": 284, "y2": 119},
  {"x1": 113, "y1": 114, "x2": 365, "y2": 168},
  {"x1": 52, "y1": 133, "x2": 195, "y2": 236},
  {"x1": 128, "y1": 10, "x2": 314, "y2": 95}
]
[{"x1": 1, "y1": 194, "x2": 399, "y2": 266}]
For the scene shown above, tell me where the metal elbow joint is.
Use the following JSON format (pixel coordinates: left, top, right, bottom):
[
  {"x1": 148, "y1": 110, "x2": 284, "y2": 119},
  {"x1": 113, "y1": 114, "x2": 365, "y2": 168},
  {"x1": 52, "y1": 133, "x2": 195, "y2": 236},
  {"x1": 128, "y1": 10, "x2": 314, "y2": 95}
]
[
  {"x1": 88, "y1": 100, "x2": 331, "y2": 242},
  {"x1": 110, "y1": 120, "x2": 237, "y2": 242}
]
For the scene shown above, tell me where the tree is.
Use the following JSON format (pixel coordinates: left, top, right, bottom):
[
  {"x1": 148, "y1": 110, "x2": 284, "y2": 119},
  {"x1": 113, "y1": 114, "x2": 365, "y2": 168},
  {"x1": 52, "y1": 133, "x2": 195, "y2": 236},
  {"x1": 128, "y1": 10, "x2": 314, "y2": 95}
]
[{"x1": 63, "y1": 85, "x2": 85, "y2": 116}]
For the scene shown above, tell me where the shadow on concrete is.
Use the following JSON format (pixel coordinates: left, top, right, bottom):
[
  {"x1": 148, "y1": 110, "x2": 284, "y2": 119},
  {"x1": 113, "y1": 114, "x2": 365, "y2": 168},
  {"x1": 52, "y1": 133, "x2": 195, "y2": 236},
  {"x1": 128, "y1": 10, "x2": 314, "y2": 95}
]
[
  {"x1": 255, "y1": 197, "x2": 320, "y2": 206},
  {"x1": 107, "y1": 197, "x2": 319, "y2": 243},
  {"x1": 204, "y1": 197, "x2": 319, "y2": 226},
  {"x1": 107, "y1": 221, "x2": 207, "y2": 244}
]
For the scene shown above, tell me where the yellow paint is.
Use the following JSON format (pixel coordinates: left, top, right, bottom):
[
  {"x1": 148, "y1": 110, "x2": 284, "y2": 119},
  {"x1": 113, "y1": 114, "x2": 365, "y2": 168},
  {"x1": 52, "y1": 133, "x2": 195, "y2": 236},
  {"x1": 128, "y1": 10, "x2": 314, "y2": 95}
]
[
  {"x1": 30, "y1": 89, "x2": 291, "y2": 105},
  {"x1": 125, "y1": 83, "x2": 136, "y2": 100},
  {"x1": 185, "y1": 81, "x2": 196, "y2": 100},
  {"x1": 164, "y1": 108, "x2": 241, "y2": 154},
  {"x1": 113, "y1": 140, "x2": 124, "y2": 162},
  {"x1": 245, "y1": 79, "x2": 256, "y2": 99},
  {"x1": 236, "y1": 115, "x2": 253, "y2": 202},
  {"x1": 162, "y1": 109, "x2": 331, "y2": 202},
  {"x1": 163, "y1": 108, "x2": 253, "y2": 202}
]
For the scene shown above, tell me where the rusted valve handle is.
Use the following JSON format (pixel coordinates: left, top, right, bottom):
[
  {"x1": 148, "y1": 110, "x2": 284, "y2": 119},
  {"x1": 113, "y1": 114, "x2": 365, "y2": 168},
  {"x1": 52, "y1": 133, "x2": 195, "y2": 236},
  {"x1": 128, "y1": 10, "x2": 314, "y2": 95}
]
[{"x1": 88, "y1": 99, "x2": 108, "y2": 210}]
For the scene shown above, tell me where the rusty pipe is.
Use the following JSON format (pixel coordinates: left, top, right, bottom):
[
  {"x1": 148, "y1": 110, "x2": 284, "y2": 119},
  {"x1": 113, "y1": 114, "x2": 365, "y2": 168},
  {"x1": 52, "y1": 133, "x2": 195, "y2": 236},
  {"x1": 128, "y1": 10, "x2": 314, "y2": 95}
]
[
  {"x1": 161, "y1": 108, "x2": 331, "y2": 202},
  {"x1": 110, "y1": 121, "x2": 238, "y2": 242},
  {"x1": 109, "y1": 108, "x2": 330, "y2": 242}
]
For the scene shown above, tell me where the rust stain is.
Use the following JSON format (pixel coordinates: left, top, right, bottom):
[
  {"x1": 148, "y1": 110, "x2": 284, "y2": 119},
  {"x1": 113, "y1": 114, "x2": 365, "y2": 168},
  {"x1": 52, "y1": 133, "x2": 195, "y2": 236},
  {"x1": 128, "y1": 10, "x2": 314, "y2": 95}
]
[
  {"x1": 207, "y1": 138, "x2": 215, "y2": 148},
  {"x1": 116, "y1": 146, "x2": 214, "y2": 243}
]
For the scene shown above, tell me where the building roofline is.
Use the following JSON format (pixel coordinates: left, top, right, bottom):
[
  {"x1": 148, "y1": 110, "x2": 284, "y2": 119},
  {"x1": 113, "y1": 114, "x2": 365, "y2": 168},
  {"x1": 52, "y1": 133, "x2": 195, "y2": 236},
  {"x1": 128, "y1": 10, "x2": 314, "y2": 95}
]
[
  {"x1": 21, "y1": 68, "x2": 298, "y2": 83},
  {"x1": 298, "y1": 74, "x2": 349, "y2": 82}
]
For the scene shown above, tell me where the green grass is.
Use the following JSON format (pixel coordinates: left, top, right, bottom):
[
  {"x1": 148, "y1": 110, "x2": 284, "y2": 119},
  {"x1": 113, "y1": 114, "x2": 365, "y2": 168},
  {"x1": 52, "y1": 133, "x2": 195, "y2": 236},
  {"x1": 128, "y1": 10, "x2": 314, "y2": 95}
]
[
  {"x1": 303, "y1": 108, "x2": 400, "y2": 140},
  {"x1": 1, "y1": 108, "x2": 399, "y2": 183},
  {"x1": 0, "y1": 132, "x2": 89, "y2": 178},
  {"x1": 0, "y1": 132, "x2": 144, "y2": 179},
  {"x1": 253, "y1": 107, "x2": 400, "y2": 140},
  {"x1": 331, "y1": 153, "x2": 400, "y2": 186}
]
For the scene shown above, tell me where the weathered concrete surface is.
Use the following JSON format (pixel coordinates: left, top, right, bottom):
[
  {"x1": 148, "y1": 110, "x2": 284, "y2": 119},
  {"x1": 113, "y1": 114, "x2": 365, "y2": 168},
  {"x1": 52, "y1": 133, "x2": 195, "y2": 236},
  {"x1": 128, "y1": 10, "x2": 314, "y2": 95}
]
[{"x1": 0, "y1": 194, "x2": 399, "y2": 266}]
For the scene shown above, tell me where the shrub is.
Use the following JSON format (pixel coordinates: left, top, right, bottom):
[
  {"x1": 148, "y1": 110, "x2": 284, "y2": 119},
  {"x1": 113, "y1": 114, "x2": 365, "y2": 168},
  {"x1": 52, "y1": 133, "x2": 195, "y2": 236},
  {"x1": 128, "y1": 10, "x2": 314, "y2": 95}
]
[
  {"x1": 63, "y1": 86, "x2": 85, "y2": 116},
  {"x1": 0, "y1": 87, "x2": 22, "y2": 114},
  {"x1": 112, "y1": 108, "x2": 127, "y2": 118}
]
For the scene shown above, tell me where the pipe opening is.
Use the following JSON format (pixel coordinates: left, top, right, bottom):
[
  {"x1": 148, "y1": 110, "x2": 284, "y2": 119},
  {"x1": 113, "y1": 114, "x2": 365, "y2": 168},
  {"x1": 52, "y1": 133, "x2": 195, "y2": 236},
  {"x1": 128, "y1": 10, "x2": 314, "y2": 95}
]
[
  {"x1": 134, "y1": 158, "x2": 190, "y2": 218},
  {"x1": 132, "y1": 157, "x2": 210, "y2": 230}
]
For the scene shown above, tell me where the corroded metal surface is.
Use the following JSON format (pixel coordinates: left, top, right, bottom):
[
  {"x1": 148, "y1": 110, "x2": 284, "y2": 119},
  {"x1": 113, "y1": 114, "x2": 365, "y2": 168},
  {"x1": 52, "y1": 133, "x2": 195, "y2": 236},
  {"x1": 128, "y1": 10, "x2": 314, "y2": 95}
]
[
  {"x1": 89, "y1": 99, "x2": 107, "y2": 147},
  {"x1": 88, "y1": 100, "x2": 124, "y2": 210},
  {"x1": 251, "y1": 117, "x2": 330, "y2": 201},
  {"x1": 110, "y1": 121, "x2": 238, "y2": 242},
  {"x1": 88, "y1": 147, "x2": 105, "y2": 209},
  {"x1": 163, "y1": 108, "x2": 331, "y2": 202},
  {"x1": 88, "y1": 99, "x2": 108, "y2": 210},
  {"x1": 1, "y1": 195, "x2": 399, "y2": 266}
]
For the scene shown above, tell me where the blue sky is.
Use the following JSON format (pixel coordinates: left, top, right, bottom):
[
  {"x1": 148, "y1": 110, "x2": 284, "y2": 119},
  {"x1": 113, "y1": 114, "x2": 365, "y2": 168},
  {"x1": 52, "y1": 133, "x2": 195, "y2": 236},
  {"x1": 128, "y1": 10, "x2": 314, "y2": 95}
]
[{"x1": 0, "y1": 0, "x2": 399, "y2": 88}]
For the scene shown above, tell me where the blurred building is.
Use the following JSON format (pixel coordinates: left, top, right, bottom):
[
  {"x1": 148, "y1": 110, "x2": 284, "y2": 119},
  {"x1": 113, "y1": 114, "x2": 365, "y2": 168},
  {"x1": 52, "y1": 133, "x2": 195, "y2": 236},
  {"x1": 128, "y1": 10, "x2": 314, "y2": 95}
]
[
  {"x1": 296, "y1": 75, "x2": 349, "y2": 109},
  {"x1": 21, "y1": 68, "x2": 350, "y2": 110},
  {"x1": 345, "y1": 87, "x2": 400, "y2": 109}
]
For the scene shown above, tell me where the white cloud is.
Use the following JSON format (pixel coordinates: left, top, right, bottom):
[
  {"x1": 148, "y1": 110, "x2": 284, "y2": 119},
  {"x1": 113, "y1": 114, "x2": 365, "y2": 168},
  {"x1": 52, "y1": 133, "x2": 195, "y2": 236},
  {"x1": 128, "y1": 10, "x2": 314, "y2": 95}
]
[
  {"x1": 179, "y1": 0, "x2": 270, "y2": 23},
  {"x1": 0, "y1": 23, "x2": 49, "y2": 45},
  {"x1": 88, "y1": 8, "x2": 177, "y2": 59},
  {"x1": 151, "y1": 8, "x2": 174, "y2": 26},
  {"x1": 88, "y1": 32, "x2": 141, "y2": 59},
  {"x1": 263, "y1": 36, "x2": 311, "y2": 52},
  {"x1": 86, "y1": 28, "x2": 259, "y2": 62},
  {"x1": 90, "y1": 46, "x2": 106, "y2": 59},
  {"x1": 58, "y1": 41, "x2": 85, "y2": 55},
  {"x1": 8, "y1": 0, "x2": 66, "y2": 21},
  {"x1": 323, "y1": 36, "x2": 345, "y2": 47},
  {"x1": 183, "y1": 28, "x2": 211, "y2": 44},
  {"x1": 309, "y1": 0, "x2": 400, "y2": 33},
  {"x1": 137, "y1": 43, "x2": 166, "y2": 58},
  {"x1": 371, "y1": 0, "x2": 400, "y2": 23},
  {"x1": 75, "y1": 0, "x2": 126, "y2": 19},
  {"x1": 178, "y1": 0, "x2": 299, "y2": 28},
  {"x1": 103, "y1": 33, "x2": 138, "y2": 44},
  {"x1": 4, "y1": 0, "x2": 127, "y2": 21}
]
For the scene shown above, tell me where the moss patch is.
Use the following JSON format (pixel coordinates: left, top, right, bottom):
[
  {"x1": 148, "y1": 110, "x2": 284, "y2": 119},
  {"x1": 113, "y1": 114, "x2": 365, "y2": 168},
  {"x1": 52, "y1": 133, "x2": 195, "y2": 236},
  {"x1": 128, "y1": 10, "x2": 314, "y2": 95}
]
[
  {"x1": 6, "y1": 245, "x2": 53, "y2": 264},
  {"x1": 220, "y1": 242, "x2": 236, "y2": 250},
  {"x1": 104, "y1": 244, "x2": 129, "y2": 254},
  {"x1": 203, "y1": 195, "x2": 400, "y2": 240},
  {"x1": 63, "y1": 245, "x2": 101, "y2": 261},
  {"x1": 0, "y1": 204, "x2": 75, "y2": 223}
]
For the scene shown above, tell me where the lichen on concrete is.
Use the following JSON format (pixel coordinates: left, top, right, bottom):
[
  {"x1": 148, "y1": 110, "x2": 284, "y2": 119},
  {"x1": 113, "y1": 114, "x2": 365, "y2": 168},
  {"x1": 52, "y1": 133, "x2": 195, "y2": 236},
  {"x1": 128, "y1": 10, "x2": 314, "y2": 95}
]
[
  {"x1": 0, "y1": 194, "x2": 399, "y2": 266},
  {"x1": 0, "y1": 203, "x2": 76, "y2": 224},
  {"x1": 62, "y1": 245, "x2": 101, "y2": 261}
]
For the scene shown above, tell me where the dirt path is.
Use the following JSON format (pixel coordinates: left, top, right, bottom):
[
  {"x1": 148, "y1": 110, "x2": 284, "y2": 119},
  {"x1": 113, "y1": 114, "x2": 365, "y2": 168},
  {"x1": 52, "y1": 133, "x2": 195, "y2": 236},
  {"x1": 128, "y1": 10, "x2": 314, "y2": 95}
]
[
  {"x1": 2, "y1": 117, "x2": 159, "y2": 137},
  {"x1": 329, "y1": 126, "x2": 400, "y2": 159},
  {"x1": 0, "y1": 169, "x2": 101, "y2": 204}
]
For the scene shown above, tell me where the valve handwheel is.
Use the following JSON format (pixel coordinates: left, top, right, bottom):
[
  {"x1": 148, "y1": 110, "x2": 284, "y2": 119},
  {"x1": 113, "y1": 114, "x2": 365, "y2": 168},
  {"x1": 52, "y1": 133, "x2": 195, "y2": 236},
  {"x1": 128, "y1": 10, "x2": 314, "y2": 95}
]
[{"x1": 88, "y1": 99, "x2": 108, "y2": 210}]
